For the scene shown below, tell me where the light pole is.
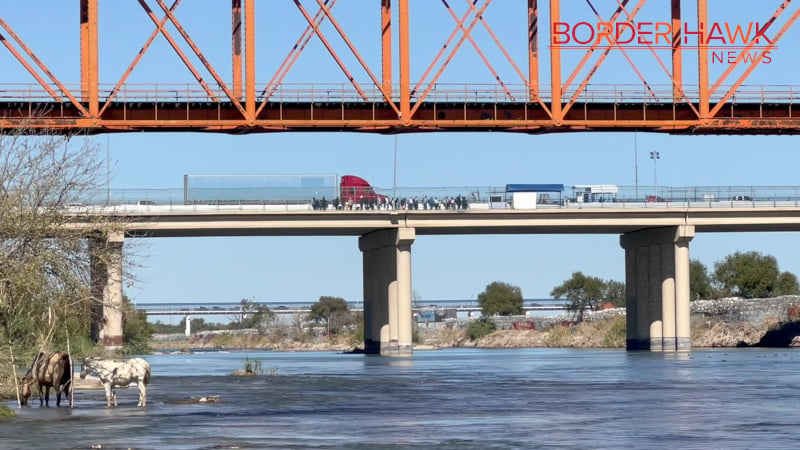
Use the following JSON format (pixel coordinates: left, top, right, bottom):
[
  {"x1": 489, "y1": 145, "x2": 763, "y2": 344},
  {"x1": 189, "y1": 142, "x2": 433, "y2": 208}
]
[
  {"x1": 650, "y1": 151, "x2": 660, "y2": 195},
  {"x1": 393, "y1": 135, "x2": 398, "y2": 200}
]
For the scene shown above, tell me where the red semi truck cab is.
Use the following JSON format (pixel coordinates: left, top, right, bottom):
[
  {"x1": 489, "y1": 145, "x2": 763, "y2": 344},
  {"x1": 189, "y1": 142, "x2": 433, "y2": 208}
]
[{"x1": 339, "y1": 175, "x2": 387, "y2": 205}]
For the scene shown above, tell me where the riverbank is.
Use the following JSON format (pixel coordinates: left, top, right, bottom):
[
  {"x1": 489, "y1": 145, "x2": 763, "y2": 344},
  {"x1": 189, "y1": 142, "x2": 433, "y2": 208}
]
[{"x1": 150, "y1": 297, "x2": 800, "y2": 352}]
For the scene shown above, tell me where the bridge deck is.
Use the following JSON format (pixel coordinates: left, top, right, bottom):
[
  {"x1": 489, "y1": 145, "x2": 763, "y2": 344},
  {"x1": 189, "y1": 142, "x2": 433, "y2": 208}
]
[{"x1": 2, "y1": 84, "x2": 799, "y2": 134}]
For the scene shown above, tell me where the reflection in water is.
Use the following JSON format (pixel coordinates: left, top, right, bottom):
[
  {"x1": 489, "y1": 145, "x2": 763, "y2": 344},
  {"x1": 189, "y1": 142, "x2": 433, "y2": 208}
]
[
  {"x1": 664, "y1": 351, "x2": 693, "y2": 361},
  {"x1": 2, "y1": 348, "x2": 800, "y2": 449},
  {"x1": 384, "y1": 358, "x2": 414, "y2": 368}
]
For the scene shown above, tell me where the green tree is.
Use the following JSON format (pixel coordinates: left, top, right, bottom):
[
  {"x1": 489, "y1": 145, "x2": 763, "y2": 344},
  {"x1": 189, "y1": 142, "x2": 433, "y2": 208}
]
[
  {"x1": 231, "y1": 299, "x2": 274, "y2": 329},
  {"x1": 713, "y1": 251, "x2": 799, "y2": 298},
  {"x1": 122, "y1": 296, "x2": 154, "y2": 355},
  {"x1": 477, "y1": 281, "x2": 524, "y2": 316},
  {"x1": 602, "y1": 280, "x2": 626, "y2": 307},
  {"x1": 776, "y1": 272, "x2": 800, "y2": 296},
  {"x1": 308, "y1": 296, "x2": 350, "y2": 335},
  {"x1": 550, "y1": 272, "x2": 605, "y2": 322},
  {"x1": 690, "y1": 259, "x2": 714, "y2": 300}
]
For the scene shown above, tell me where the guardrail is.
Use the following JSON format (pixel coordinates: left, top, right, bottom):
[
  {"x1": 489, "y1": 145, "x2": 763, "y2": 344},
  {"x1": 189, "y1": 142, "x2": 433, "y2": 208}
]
[
  {"x1": 1, "y1": 83, "x2": 799, "y2": 104},
  {"x1": 75, "y1": 185, "x2": 800, "y2": 211}
]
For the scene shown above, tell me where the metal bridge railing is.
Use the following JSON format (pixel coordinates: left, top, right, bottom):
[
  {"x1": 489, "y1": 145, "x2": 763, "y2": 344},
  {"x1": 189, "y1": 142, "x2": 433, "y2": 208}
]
[
  {"x1": 2, "y1": 83, "x2": 800, "y2": 105},
  {"x1": 70, "y1": 185, "x2": 800, "y2": 212}
]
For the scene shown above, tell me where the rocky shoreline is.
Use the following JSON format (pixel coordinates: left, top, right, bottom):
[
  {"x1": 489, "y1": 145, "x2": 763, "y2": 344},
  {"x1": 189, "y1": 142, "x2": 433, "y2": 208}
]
[{"x1": 150, "y1": 297, "x2": 800, "y2": 352}]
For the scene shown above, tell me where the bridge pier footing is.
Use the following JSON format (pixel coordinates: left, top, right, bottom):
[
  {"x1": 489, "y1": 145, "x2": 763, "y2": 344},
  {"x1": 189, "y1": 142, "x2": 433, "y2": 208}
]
[
  {"x1": 359, "y1": 228, "x2": 415, "y2": 357},
  {"x1": 90, "y1": 231, "x2": 125, "y2": 349},
  {"x1": 620, "y1": 226, "x2": 694, "y2": 352}
]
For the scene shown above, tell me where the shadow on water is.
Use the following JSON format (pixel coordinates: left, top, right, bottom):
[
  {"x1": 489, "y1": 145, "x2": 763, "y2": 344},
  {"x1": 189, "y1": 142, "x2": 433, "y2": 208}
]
[{"x1": 749, "y1": 321, "x2": 800, "y2": 347}]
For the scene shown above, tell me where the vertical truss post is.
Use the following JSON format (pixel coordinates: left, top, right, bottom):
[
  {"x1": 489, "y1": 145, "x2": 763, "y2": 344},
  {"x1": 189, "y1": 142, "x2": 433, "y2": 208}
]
[
  {"x1": 245, "y1": 0, "x2": 256, "y2": 119},
  {"x1": 382, "y1": 0, "x2": 393, "y2": 100},
  {"x1": 697, "y1": 0, "x2": 709, "y2": 118},
  {"x1": 80, "y1": 0, "x2": 88, "y2": 101},
  {"x1": 549, "y1": 0, "x2": 562, "y2": 121},
  {"x1": 399, "y1": 0, "x2": 410, "y2": 121},
  {"x1": 671, "y1": 0, "x2": 682, "y2": 104},
  {"x1": 528, "y1": 0, "x2": 538, "y2": 102},
  {"x1": 80, "y1": 0, "x2": 99, "y2": 116},
  {"x1": 232, "y1": 0, "x2": 242, "y2": 99}
]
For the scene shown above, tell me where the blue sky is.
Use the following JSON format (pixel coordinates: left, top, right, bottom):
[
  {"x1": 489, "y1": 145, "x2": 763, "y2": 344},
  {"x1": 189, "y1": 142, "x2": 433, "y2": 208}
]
[{"x1": 2, "y1": 1, "x2": 799, "y2": 312}]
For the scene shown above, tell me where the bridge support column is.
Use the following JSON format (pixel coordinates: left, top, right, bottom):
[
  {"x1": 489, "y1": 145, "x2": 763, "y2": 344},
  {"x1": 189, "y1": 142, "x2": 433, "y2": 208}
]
[
  {"x1": 185, "y1": 315, "x2": 191, "y2": 337},
  {"x1": 90, "y1": 231, "x2": 125, "y2": 349},
  {"x1": 359, "y1": 228, "x2": 415, "y2": 356},
  {"x1": 620, "y1": 226, "x2": 694, "y2": 352}
]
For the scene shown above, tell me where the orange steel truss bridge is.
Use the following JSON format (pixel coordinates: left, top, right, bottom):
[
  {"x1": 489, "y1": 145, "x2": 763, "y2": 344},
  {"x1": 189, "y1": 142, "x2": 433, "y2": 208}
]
[{"x1": 1, "y1": 0, "x2": 800, "y2": 135}]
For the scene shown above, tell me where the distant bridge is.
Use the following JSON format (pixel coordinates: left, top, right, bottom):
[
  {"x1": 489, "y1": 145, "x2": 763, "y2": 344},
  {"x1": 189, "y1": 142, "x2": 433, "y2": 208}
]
[{"x1": 136, "y1": 299, "x2": 569, "y2": 317}]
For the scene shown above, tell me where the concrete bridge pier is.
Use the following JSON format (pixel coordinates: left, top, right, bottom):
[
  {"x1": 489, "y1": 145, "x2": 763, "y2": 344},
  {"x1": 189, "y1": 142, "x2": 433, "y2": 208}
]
[
  {"x1": 185, "y1": 315, "x2": 191, "y2": 337},
  {"x1": 620, "y1": 226, "x2": 694, "y2": 352},
  {"x1": 359, "y1": 228, "x2": 415, "y2": 357},
  {"x1": 89, "y1": 231, "x2": 125, "y2": 348}
]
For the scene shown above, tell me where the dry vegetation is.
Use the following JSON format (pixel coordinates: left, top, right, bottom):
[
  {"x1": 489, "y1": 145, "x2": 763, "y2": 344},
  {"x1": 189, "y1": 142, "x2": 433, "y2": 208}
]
[
  {"x1": 0, "y1": 131, "x2": 125, "y2": 399},
  {"x1": 152, "y1": 312, "x2": 800, "y2": 352}
]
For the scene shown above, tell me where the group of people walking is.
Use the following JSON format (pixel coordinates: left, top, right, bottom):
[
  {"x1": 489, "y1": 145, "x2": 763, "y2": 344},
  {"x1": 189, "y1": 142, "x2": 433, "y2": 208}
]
[{"x1": 311, "y1": 194, "x2": 471, "y2": 211}]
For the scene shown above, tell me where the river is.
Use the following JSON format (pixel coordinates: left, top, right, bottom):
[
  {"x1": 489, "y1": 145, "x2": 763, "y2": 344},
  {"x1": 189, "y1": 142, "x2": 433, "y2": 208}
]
[{"x1": 2, "y1": 348, "x2": 800, "y2": 449}]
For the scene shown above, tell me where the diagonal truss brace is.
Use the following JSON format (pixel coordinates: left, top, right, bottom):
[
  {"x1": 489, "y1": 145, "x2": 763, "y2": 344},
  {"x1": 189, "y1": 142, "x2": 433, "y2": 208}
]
[
  {"x1": 0, "y1": 26, "x2": 59, "y2": 102},
  {"x1": 411, "y1": 1, "x2": 475, "y2": 98},
  {"x1": 560, "y1": 0, "x2": 654, "y2": 119},
  {"x1": 709, "y1": 3, "x2": 800, "y2": 118},
  {"x1": 292, "y1": 0, "x2": 369, "y2": 102},
  {"x1": 610, "y1": 0, "x2": 700, "y2": 118},
  {"x1": 99, "y1": 0, "x2": 182, "y2": 116},
  {"x1": 442, "y1": 0, "x2": 514, "y2": 101},
  {"x1": 463, "y1": 0, "x2": 529, "y2": 86},
  {"x1": 463, "y1": 0, "x2": 551, "y2": 115},
  {"x1": 709, "y1": 0, "x2": 792, "y2": 97},
  {"x1": 153, "y1": 0, "x2": 247, "y2": 117},
  {"x1": 410, "y1": 0, "x2": 494, "y2": 117},
  {"x1": 258, "y1": 0, "x2": 337, "y2": 105},
  {"x1": 560, "y1": 0, "x2": 632, "y2": 96},
  {"x1": 310, "y1": 0, "x2": 400, "y2": 113},
  {"x1": 137, "y1": 0, "x2": 219, "y2": 102},
  {"x1": 0, "y1": 17, "x2": 89, "y2": 116}
]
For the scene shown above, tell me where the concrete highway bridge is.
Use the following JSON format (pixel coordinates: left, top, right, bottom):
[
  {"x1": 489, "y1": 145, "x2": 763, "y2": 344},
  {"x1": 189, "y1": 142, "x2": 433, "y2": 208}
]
[{"x1": 79, "y1": 200, "x2": 800, "y2": 355}]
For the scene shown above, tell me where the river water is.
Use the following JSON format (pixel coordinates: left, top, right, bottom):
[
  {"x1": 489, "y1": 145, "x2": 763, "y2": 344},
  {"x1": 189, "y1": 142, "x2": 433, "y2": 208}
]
[{"x1": 2, "y1": 348, "x2": 800, "y2": 449}]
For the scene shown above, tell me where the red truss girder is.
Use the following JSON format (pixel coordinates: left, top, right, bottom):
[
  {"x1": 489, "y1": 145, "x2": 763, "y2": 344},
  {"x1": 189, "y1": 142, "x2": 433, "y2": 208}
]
[{"x1": 0, "y1": 0, "x2": 799, "y2": 135}]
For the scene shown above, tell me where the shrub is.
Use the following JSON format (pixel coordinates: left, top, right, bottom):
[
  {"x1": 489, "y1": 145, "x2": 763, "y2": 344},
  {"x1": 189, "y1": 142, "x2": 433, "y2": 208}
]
[
  {"x1": 242, "y1": 357, "x2": 263, "y2": 375},
  {"x1": 545, "y1": 324, "x2": 570, "y2": 347},
  {"x1": 601, "y1": 315, "x2": 627, "y2": 348},
  {"x1": 0, "y1": 405, "x2": 14, "y2": 419},
  {"x1": 465, "y1": 319, "x2": 496, "y2": 341},
  {"x1": 350, "y1": 322, "x2": 364, "y2": 346}
]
